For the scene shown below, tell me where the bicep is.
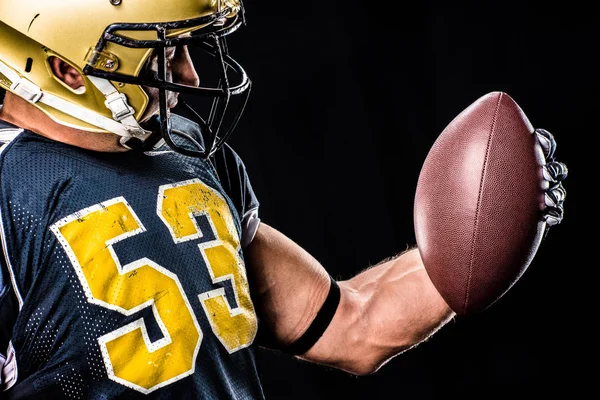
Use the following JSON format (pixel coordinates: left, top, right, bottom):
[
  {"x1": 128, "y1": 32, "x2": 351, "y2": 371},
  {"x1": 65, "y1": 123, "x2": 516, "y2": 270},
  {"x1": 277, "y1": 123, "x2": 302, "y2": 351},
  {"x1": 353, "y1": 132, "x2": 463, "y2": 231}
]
[{"x1": 245, "y1": 222, "x2": 331, "y2": 347}]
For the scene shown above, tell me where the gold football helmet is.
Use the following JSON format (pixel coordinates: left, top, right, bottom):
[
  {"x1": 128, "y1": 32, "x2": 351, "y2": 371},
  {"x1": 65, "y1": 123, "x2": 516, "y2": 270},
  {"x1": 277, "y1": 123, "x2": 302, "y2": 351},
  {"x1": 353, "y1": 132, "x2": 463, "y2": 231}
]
[{"x1": 0, "y1": 0, "x2": 250, "y2": 157}]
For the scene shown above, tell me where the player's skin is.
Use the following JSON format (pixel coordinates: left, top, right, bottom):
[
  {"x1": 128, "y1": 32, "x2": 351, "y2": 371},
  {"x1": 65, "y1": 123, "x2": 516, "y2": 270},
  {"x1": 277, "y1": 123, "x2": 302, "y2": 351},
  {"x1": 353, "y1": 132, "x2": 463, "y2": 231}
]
[{"x1": 0, "y1": 44, "x2": 455, "y2": 376}]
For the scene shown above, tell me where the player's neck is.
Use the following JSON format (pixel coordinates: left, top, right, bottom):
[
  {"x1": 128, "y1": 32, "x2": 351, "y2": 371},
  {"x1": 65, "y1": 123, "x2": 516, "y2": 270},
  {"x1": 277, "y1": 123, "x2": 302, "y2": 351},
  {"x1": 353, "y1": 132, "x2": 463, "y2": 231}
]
[
  {"x1": 0, "y1": 92, "x2": 126, "y2": 153},
  {"x1": 0, "y1": 92, "x2": 42, "y2": 132}
]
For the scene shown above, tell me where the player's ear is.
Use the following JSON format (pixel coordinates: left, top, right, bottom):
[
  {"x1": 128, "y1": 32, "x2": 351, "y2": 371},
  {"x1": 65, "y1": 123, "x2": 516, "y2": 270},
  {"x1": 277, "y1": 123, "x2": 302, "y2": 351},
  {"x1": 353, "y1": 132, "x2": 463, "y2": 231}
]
[{"x1": 48, "y1": 56, "x2": 85, "y2": 91}]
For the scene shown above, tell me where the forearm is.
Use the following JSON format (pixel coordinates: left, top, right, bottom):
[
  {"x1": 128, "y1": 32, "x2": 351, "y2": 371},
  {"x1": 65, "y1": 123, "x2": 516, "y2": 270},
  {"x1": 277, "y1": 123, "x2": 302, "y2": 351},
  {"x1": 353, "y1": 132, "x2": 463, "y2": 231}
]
[
  {"x1": 301, "y1": 247, "x2": 455, "y2": 375},
  {"x1": 246, "y1": 223, "x2": 454, "y2": 376}
]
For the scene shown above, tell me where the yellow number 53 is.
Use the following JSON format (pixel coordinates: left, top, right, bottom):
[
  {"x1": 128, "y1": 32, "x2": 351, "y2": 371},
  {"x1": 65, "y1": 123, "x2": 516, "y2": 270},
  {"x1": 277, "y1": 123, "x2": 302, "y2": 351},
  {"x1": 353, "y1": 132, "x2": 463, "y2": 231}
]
[{"x1": 50, "y1": 179, "x2": 257, "y2": 394}]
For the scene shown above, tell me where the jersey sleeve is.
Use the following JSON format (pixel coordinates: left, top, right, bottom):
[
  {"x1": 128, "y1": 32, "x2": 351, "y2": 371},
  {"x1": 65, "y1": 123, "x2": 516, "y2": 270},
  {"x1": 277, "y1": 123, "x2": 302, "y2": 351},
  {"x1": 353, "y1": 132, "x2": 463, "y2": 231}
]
[{"x1": 211, "y1": 143, "x2": 261, "y2": 249}]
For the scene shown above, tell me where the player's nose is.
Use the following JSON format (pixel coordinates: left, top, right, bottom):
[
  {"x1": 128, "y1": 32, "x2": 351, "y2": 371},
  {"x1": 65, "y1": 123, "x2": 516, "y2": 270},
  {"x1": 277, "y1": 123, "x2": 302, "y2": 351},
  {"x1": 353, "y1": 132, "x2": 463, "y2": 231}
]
[{"x1": 173, "y1": 46, "x2": 200, "y2": 88}]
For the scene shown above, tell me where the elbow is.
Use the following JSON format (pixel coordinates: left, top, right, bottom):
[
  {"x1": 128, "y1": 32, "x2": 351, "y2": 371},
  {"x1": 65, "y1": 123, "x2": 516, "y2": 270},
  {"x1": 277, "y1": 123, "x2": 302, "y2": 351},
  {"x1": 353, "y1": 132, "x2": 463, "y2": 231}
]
[
  {"x1": 341, "y1": 340, "x2": 419, "y2": 376},
  {"x1": 334, "y1": 286, "x2": 409, "y2": 377},
  {"x1": 344, "y1": 359, "x2": 386, "y2": 377},
  {"x1": 301, "y1": 282, "x2": 387, "y2": 377},
  {"x1": 342, "y1": 347, "x2": 414, "y2": 376},
  {"x1": 298, "y1": 280, "x2": 419, "y2": 377}
]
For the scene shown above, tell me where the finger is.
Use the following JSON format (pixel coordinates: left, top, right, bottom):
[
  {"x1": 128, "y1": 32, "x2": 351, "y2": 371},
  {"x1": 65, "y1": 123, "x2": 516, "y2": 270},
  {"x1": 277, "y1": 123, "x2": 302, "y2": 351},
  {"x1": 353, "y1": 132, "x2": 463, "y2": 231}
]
[
  {"x1": 545, "y1": 182, "x2": 566, "y2": 209},
  {"x1": 543, "y1": 161, "x2": 568, "y2": 182},
  {"x1": 535, "y1": 128, "x2": 556, "y2": 160},
  {"x1": 543, "y1": 207, "x2": 563, "y2": 227}
]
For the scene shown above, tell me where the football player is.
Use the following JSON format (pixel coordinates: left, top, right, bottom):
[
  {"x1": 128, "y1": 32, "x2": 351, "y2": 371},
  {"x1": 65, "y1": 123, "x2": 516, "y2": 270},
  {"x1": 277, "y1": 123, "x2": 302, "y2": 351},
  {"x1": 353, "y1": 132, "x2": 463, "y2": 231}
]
[{"x1": 0, "y1": 0, "x2": 567, "y2": 399}]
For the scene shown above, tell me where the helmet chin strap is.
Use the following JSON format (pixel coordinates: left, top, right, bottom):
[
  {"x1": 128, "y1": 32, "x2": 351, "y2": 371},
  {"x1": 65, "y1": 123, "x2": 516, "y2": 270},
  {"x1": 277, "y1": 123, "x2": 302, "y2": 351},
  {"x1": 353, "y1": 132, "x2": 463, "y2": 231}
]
[
  {"x1": 0, "y1": 60, "x2": 160, "y2": 150},
  {"x1": 86, "y1": 76, "x2": 164, "y2": 150}
]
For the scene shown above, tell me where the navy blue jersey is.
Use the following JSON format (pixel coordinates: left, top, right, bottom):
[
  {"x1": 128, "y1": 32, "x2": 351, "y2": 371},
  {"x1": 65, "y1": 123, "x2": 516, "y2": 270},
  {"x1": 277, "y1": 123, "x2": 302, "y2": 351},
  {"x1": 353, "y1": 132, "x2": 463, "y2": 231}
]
[{"x1": 0, "y1": 115, "x2": 264, "y2": 399}]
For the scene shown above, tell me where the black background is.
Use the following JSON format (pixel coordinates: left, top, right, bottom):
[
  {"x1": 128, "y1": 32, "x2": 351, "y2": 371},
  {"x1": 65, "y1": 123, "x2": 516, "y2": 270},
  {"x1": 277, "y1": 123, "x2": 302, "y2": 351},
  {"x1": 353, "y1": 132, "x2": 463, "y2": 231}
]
[{"x1": 205, "y1": 1, "x2": 592, "y2": 399}]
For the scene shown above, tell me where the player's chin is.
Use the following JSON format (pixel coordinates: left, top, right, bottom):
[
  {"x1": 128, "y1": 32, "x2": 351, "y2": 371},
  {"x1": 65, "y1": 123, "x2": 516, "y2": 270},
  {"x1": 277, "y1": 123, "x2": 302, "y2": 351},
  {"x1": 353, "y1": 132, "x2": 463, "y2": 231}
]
[
  {"x1": 168, "y1": 99, "x2": 178, "y2": 109},
  {"x1": 139, "y1": 101, "x2": 178, "y2": 125},
  {"x1": 169, "y1": 93, "x2": 180, "y2": 109}
]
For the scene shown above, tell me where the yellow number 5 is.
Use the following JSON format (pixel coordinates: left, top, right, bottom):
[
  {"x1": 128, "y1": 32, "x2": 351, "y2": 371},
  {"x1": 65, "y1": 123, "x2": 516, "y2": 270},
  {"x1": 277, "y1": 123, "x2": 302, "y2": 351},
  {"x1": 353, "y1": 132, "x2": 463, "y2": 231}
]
[{"x1": 51, "y1": 198, "x2": 202, "y2": 393}]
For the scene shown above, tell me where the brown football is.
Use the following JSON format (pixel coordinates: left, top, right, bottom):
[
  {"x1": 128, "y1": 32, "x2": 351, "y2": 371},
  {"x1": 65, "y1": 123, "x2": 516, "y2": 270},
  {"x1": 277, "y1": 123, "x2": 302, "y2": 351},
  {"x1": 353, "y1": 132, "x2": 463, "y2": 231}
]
[{"x1": 414, "y1": 91, "x2": 548, "y2": 316}]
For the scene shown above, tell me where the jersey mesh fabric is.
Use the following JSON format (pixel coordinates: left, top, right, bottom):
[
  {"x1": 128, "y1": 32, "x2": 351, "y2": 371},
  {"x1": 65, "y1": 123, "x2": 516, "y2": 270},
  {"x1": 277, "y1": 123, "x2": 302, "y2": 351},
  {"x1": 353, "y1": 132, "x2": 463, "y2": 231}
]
[{"x1": 0, "y1": 116, "x2": 264, "y2": 399}]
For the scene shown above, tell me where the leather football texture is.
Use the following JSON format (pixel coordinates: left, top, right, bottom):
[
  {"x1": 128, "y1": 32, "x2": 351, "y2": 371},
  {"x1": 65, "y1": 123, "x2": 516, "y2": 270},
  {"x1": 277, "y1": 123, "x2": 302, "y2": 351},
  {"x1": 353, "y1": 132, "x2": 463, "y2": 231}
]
[{"x1": 414, "y1": 91, "x2": 547, "y2": 316}]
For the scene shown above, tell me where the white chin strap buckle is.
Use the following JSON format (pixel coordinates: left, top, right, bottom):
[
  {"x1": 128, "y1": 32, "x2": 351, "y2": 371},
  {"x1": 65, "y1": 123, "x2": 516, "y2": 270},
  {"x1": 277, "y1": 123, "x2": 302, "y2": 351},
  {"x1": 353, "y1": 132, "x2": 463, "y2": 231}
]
[
  {"x1": 10, "y1": 78, "x2": 43, "y2": 103},
  {"x1": 105, "y1": 92, "x2": 135, "y2": 121}
]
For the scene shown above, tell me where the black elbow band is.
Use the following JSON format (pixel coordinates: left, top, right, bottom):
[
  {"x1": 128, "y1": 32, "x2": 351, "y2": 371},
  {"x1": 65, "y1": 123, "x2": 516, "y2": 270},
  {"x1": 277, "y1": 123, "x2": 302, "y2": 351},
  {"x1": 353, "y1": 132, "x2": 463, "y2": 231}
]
[{"x1": 283, "y1": 276, "x2": 341, "y2": 355}]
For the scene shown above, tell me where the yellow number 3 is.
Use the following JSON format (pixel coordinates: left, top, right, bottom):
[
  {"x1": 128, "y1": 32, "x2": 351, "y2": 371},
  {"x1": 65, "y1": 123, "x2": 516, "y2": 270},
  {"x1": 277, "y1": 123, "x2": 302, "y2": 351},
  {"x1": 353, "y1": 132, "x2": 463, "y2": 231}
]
[{"x1": 51, "y1": 179, "x2": 257, "y2": 394}]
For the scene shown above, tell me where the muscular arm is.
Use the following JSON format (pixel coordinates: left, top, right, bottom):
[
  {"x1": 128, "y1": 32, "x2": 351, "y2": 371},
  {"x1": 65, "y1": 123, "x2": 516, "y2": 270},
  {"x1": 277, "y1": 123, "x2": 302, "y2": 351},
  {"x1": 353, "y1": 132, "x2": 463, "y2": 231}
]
[{"x1": 245, "y1": 222, "x2": 455, "y2": 376}]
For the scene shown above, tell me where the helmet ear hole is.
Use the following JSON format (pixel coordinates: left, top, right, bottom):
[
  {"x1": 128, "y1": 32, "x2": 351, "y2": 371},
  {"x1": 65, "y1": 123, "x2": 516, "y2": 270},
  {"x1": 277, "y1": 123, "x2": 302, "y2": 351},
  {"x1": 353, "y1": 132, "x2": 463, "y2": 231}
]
[{"x1": 47, "y1": 56, "x2": 87, "y2": 95}]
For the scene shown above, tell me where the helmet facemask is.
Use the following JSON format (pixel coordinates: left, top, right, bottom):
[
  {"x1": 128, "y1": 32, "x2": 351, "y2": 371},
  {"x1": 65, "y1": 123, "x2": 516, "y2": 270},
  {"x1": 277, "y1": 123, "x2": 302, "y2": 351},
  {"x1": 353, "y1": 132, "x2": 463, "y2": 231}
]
[{"x1": 83, "y1": 7, "x2": 251, "y2": 158}]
